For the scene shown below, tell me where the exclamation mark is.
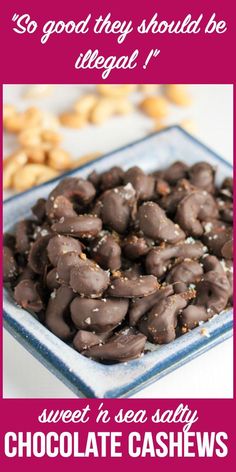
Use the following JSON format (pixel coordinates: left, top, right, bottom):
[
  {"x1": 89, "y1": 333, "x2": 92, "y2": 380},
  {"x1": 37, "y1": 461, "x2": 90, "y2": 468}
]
[{"x1": 143, "y1": 49, "x2": 160, "y2": 69}]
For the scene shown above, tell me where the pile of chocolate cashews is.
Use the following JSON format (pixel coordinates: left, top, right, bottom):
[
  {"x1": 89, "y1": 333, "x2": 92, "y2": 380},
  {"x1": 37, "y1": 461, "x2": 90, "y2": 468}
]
[{"x1": 3, "y1": 160, "x2": 233, "y2": 363}]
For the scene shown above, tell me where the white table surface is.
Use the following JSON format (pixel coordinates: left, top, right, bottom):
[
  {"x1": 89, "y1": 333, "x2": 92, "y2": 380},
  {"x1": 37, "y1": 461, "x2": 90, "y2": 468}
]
[{"x1": 3, "y1": 84, "x2": 233, "y2": 398}]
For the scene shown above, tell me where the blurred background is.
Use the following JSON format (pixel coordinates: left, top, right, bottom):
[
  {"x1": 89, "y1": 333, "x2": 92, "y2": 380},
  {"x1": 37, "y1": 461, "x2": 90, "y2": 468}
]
[
  {"x1": 3, "y1": 84, "x2": 233, "y2": 198},
  {"x1": 3, "y1": 84, "x2": 233, "y2": 398}
]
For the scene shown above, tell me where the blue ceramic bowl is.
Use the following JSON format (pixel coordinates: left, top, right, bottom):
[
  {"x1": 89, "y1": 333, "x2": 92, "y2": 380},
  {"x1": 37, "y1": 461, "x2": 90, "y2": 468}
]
[{"x1": 3, "y1": 126, "x2": 233, "y2": 398}]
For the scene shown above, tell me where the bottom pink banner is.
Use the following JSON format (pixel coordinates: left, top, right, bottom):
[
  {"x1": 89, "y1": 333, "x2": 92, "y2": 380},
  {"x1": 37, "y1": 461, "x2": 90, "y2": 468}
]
[{"x1": 0, "y1": 399, "x2": 235, "y2": 471}]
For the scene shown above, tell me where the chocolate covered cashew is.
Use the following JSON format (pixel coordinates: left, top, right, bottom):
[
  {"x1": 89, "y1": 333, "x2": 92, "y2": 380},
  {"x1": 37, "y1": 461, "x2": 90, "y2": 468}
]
[
  {"x1": 139, "y1": 293, "x2": 189, "y2": 344},
  {"x1": 88, "y1": 166, "x2": 124, "y2": 191},
  {"x1": 180, "y1": 256, "x2": 230, "y2": 329},
  {"x1": 15, "y1": 220, "x2": 34, "y2": 254},
  {"x1": 52, "y1": 214, "x2": 102, "y2": 238},
  {"x1": 166, "y1": 260, "x2": 203, "y2": 292},
  {"x1": 69, "y1": 257, "x2": 110, "y2": 297},
  {"x1": 188, "y1": 162, "x2": 215, "y2": 193},
  {"x1": 129, "y1": 285, "x2": 174, "y2": 326},
  {"x1": 3, "y1": 246, "x2": 18, "y2": 282},
  {"x1": 47, "y1": 234, "x2": 82, "y2": 266},
  {"x1": 28, "y1": 235, "x2": 51, "y2": 274},
  {"x1": 138, "y1": 201, "x2": 185, "y2": 243},
  {"x1": 98, "y1": 183, "x2": 136, "y2": 234},
  {"x1": 123, "y1": 166, "x2": 155, "y2": 200},
  {"x1": 84, "y1": 331, "x2": 147, "y2": 362},
  {"x1": 70, "y1": 297, "x2": 129, "y2": 332},
  {"x1": 202, "y1": 219, "x2": 232, "y2": 258},
  {"x1": 90, "y1": 233, "x2": 121, "y2": 270},
  {"x1": 163, "y1": 161, "x2": 188, "y2": 184},
  {"x1": 146, "y1": 240, "x2": 205, "y2": 278},
  {"x1": 122, "y1": 234, "x2": 150, "y2": 260},
  {"x1": 14, "y1": 279, "x2": 43, "y2": 312},
  {"x1": 73, "y1": 330, "x2": 110, "y2": 352},
  {"x1": 45, "y1": 285, "x2": 75, "y2": 340},
  {"x1": 46, "y1": 177, "x2": 96, "y2": 219},
  {"x1": 176, "y1": 190, "x2": 218, "y2": 236},
  {"x1": 107, "y1": 274, "x2": 159, "y2": 298},
  {"x1": 31, "y1": 198, "x2": 46, "y2": 223}
]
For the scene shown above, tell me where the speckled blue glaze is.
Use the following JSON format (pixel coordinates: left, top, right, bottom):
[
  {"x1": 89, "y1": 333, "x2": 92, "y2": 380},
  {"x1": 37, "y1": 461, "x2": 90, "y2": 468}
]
[{"x1": 3, "y1": 126, "x2": 233, "y2": 398}]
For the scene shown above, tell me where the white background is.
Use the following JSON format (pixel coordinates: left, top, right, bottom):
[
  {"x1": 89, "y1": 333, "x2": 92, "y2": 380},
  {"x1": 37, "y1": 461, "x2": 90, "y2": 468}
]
[{"x1": 3, "y1": 84, "x2": 233, "y2": 398}]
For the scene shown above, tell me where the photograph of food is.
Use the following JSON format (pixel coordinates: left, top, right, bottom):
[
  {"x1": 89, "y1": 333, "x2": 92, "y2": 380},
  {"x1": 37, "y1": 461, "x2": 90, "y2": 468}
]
[{"x1": 3, "y1": 84, "x2": 233, "y2": 398}]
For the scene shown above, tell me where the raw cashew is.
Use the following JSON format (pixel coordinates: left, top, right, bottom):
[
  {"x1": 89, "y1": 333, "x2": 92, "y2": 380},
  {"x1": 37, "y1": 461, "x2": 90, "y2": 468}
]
[
  {"x1": 41, "y1": 129, "x2": 62, "y2": 145},
  {"x1": 12, "y1": 164, "x2": 59, "y2": 191},
  {"x1": 47, "y1": 148, "x2": 72, "y2": 170},
  {"x1": 4, "y1": 106, "x2": 51, "y2": 133},
  {"x1": 74, "y1": 94, "x2": 98, "y2": 115},
  {"x1": 90, "y1": 98, "x2": 133, "y2": 124},
  {"x1": 140, "y1": 96, "x2": 169, "y2": 118},
  {"x1": 26, "y1": 147, "x2": 46, "y2": 164},
  {"x1": 3, "y1": 104, "x2": 16, "y2": 125},
  {"x1": 165, "y1": 85, "x2": 192, "y2": 106},
  {"x1": 97, "y1": 84, "x2": 136, "y2": 98},
  {"x1": 60, "y1": 112, "x2": 87, "y2": 128},
  {"x1": 3, "y1": 151, "x2": 28, "y2": 189},
  {"x1": 18, "y1": 127, "x2": 42, "y2": 147}
]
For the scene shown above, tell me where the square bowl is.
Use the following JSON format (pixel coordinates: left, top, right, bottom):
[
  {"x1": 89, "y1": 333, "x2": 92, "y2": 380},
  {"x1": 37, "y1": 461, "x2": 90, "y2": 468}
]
[{"x1": 3, "y1": 126, "x2": 233, "y2": 398}]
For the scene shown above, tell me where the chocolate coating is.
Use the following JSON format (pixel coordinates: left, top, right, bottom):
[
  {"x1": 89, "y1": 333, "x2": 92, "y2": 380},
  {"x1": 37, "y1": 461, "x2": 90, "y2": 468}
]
[
  {"x1": 139, "y1": 293, "x2": 189, "y2": 344},
  {"x1": 52, "y1": 215, "x2": 102, "y2": 238},
  {"x1": 47, "y1": 234, "x2": 82, "y2": 266},
  {"x1": 99, "y1": 184, "x2": 136, "y2": 234},
  {"x1": 45, "y1": 285, "x2": 75, "y2": 340},
  {"x1": 14, "y1": 279, "x2": 43, "y2": 312},
  {"x1": 180, "y1": 256, "x2": 230, "y2": 328},
  {"x1": 28, "y1": 235, "x2": 51, "y2": 274},
  {"x1": 3, "y1": 246, "x2": 18, "y2": 282},
  {"x1": 123, "y1": 166, "x2": 155, "y2": 200},
  {"x1": 85, "y1": 332, "x2": 147, "y2": 362},
  {"x1": 129, "y1": 285, "x2": 174, "y2": 326},
  {"x1": 90, "y1": 233, "x2": 121, "y2": 270},
  {"x1": 70, "y1": 297, "x2": 129, "y2": 332},
  {"x1": 107, "y1": 275, "x2": 159, "y2": 298},
  {"x1": 73, "y1": 330, "x2": 110, "y2": 352},
  {"x1": 122, "y1": 234, "x2": 150, "y2": 260},
  {"x1": 69, "y1": 258, "x2": 110, "y2": 297},
  {"x1": 146, "y1": 240, "x2": 205, "y2": 278},
  {"x1": 138, "y1": 202, "x2": 185, "y2": 243},
  {"x1": 176, "y1": 190, "x2": 218, "y2": 237},
  {"x1": 188, "y1": 162, "x2": 215, "y2": 193},
  {"x1": 166, "y1": 260, "x2": 203, "y2": 292},
  {"x1": 46, "y1": 177, "x2": 96, "y2": 219}
]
